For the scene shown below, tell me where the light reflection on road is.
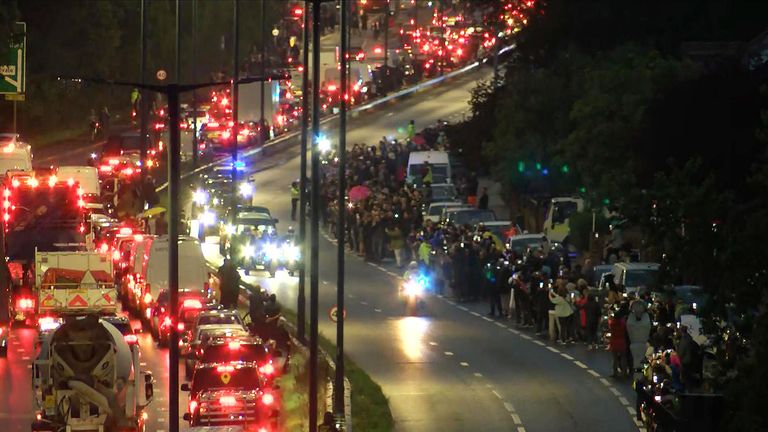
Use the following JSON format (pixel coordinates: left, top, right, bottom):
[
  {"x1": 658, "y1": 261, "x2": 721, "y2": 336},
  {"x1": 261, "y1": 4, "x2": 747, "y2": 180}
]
[{"x1": 396, "y1": 316, "x2": 430, "y2": 362}]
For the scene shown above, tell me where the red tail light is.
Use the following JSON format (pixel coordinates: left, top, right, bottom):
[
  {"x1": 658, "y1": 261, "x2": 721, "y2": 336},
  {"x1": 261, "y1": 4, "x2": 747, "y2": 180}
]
[
  {"x1": 188, "y1": 400, "x2": 198, "y2": 413},
  {"x1": 228, "y1": 340, "x2": 241, "y2": 350},
  {"x1": 177, "y1": 322, "x2": 185, "y2": 331},
  {"x1": 163, "y1": 316, "x2": 172, "y2": 327},
  {"x1": 261, "y1": 392, "x2": 275, "y2": 406},
  {"x1": 183, "y1": 298, "x2": 203, "y2": 309},
  {"x1": 217, "y1": 365, "x2": 235, "y2": 373},
  {"x1": 124, "y1": 334, "x2": 139, "y2": 344},
  {"x1": 259, "y1": 363, "x2": 275, "y2": 375},
  {"x1": 112, "y1": 250, "x2": 121, "y2": 261},
  {"x1": 143, "y1": 292, "x2": 153, "y2": 304}
]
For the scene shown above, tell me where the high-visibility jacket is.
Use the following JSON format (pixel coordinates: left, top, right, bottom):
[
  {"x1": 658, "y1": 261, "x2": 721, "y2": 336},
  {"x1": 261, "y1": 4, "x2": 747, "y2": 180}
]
[
  {"x1": 290, "y1": 185, "x2": 300, "y2": 199},
  {"x1": 422, "y1": 166, "x2": 433, "y2": 185}
]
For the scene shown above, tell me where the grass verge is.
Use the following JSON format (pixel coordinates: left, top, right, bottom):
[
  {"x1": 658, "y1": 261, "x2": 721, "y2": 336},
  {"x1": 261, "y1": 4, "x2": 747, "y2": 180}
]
[{"x1": 31, "y1": 127, "x2": 86, "y2": 148}]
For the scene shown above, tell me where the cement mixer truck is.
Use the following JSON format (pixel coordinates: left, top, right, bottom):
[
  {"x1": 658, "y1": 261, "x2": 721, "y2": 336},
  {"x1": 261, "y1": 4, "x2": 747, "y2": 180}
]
[{"x1": 31, "y1": 315, "x2": 154, "y2": 432}]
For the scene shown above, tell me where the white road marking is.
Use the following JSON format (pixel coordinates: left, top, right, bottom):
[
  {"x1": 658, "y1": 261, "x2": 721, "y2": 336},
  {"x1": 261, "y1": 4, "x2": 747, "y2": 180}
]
[
  {"x1": 626, "y1": 406, "x2": 636, "y2": 416},
  {"x1": 503, "y1": 402, "x2": 515, "y2": 412},
  {"x1": 348, "y1": 294, "x2": 355, "y2": 298},
  {"x1": 386, "y1": 112, "x2": 394, "y2": 116},
  {"x1": 512, "y1": 414, "x2": 522, "y2": 424},
  {"x1": 444, "y1": 351, "x2": 454, "y2": 356},
  {"x1": 474, "y1": 372, "x2": 483, "y2": 378},
  {"x1": 517, "y1": 427, "x2": 527, "y2": 432},
  {"x1": 599, "y1": 378, "x2": 612, "y2": 387},
  {"x1": 491, "y1": 390, "x2": 503, "y2": 400},
  {"x1": 470, "y1": 311, "x2": 481, "y2": 317},
  {"x1": 587, "y1": 369, "x2": 601, "y2": 377},
  {"x1": 574, "y1": 361, "x2": 588, "y2": 369},
  {"x1": 428, "y1": 341, "x2": 438, "y2": 346},
  {"x1": 360, "y1": 301, "x2": 368, "y2": 305},
  {"x1": 546, "y1": 347, "x2": 559, "y2": 353},
  {"x1": 374, "y1": 308, "x2": 382, "y2": 313},
  {"x1": 457, "y1": 306, "x2": 469, "y2": 311},
  {"x1": 519, "y1": 334, "x2": 532, "y2": 340},
  {"x1": 619, "y1": 396, "x2": 630, "y2": 406},
  {"x1": 27, "y1": 365, "x2": 32, "y2": 369},
  {"x1": 482, "y1": 316, "x2": 493, "y2": 322},
  {"x1": 508, "y1": 328, "x2": 520, "y2": 334},
  {"x1": 560, "y1": 353, "x2": 574, "y2": 360},
  {"x1": 532, "y1": 340, "x2": 545, "y2": 346},
  {"x1": 494, "y1": 322, "x2": 506, "y2": 328},
  {"x1": 609, "y1": 387, "x2": 621, "y2": 396},
  {"x1": 459, "y1": 362, "x2": 469, "y2": 367}
]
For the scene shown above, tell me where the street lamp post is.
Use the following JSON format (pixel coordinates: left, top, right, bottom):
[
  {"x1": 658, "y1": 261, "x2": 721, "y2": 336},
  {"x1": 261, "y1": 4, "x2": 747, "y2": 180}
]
[
  {"x1": 297, "y1": 0, "x2": 310, "y2": 343},
  {"x1": 192, "y1": 0, "x2": 199, "y2": 168},
  {"x1": 139, "y1": 0, "x2": 148, "y2": 185},
  {"x1": 260, "y1": 0, "x2": 266, "y2": 128},
  {"x1": 334, "y1": 0, "x2": 348, "y2": 421},
  {"x1": 310, "y1": 0, "x2": 321, "y2": 428},
  {"x1": 231, "y1": 0, "x2": 240, "y2": 227}
]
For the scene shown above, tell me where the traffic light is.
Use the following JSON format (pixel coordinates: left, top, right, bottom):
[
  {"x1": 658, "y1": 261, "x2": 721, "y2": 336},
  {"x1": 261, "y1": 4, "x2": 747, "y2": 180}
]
[
  {"x1": 517, "y1": 161, "x2": 525, "y2": 173},
  {"x1": 561, "y1": 164, "x2": 569, "y2": 174}
]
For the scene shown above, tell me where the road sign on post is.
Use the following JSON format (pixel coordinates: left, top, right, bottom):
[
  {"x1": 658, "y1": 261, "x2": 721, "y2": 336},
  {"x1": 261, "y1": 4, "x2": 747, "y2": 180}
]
[{"x1": 0, "y1": 22, "x2": 26, "y2": 95}]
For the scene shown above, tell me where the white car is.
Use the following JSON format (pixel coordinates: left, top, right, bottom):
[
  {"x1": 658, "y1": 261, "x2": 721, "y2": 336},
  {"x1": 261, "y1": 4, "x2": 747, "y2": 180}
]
[{"x1": 425, "y1": 201, "x2": 464, "y2": 223}]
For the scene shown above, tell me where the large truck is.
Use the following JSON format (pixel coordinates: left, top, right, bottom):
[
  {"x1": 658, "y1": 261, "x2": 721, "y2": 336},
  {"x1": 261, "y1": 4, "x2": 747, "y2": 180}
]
[
  {"x1": 32, "y1": 314, "x2": 154, "y2": 432},
  {"x1": 2, "y1": 171, "x2": 88, "y2": 325},
  {"x1": 36, "y1": 250, "x2": 117, "y2": 316},
  {"x1": 238, "y1": 80, "x2": 281, "y2": 136}
]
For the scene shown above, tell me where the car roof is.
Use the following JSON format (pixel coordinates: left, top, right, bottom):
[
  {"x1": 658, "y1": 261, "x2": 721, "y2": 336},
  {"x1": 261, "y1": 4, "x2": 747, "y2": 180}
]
[
  {"x1": 614, "y1": 262, "x2": 660, "y2": 270},
  {"x1": 509, "y1": 233, "x2": 547, "y2": 240},
  {"x1": 482, "y1": 221, "x2": 512, "y2": 227},
  {"x1": 198, "y1": 309, "x2": 240, "y2": 317}
]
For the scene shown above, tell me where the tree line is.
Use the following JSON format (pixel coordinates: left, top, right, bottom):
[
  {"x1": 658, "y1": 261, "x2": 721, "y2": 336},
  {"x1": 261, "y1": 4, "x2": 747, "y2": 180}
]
[{"x1": 448, "y1": 1, "x2": 768, "y2": 428}]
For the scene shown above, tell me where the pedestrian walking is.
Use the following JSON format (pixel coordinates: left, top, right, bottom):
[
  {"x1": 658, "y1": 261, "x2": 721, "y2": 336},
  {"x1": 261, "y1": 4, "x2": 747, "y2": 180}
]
[
  {"x1": 626, "y1": 299, "x2": 652, "y2": 372},
  {"x1": 608, "y1": 310, "x2": 629, "y2": 377},
  {"x1": 385, "y1": 223, "x2": 405, "y2": 267},
  {"x1": 549, "y1": 286, "x2": 574, "y2": 344}
]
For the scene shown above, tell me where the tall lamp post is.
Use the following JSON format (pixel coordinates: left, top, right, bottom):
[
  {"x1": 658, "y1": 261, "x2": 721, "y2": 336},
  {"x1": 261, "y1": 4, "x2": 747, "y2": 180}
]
[
  {"x1": 334, "y1": 0, "x2": 348, "y2": 422},
  {"x1": 231, "y1": 0, "x2": 240, "y2": 227},
  {"x1": 309, "y1": 0, "x2": 321, "y2": 428},
  {"x1": 297, "y1": 0, "x2": 310, "y2": 343}
]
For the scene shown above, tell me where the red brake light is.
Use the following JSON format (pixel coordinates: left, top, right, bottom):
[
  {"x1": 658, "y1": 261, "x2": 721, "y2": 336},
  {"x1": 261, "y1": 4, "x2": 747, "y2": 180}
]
[
  {"x1": 112, "y1": 250, "x2": 121, "y2": 261},
  {"x1": 108, "y1": 158, "x2": 120, "y2": 166},
  {"x1": 217, "y1": 365, "x2": 235, "y2": 373},
  {"x1": 327, "y1": 84, "x2": 337, "y2": 92},
  {"x1": 259, "y1": 363, "x2": 275, "y2": 375},
  {"x1": 143, "y1": 292, "x2": 153, "y2": 304},
  {"x1": 177, "y1": 322, "x2": 185, "y2": 331},
  {"x1": 124, "y1": 334, "x2": 139, "y2": 344},
  {"x1": 119, "y1": 227, "x2": 133, "y2": 235},
  {"x1": 188, "y1": 400, "x2": 198, "y2": 413},
  {"x1": 99, "y1": 243, "x2": 109, "y2": 254},
  {"x1": 228, "y1": 340, "x2": 241, "y2": 350},
  {"x1": 182, "y1": 299, "x2": 203, "y2": 309},
  {"x1": 261, "y1": 392, "x2": 274, "y2": 406},
  {"x1": 163, "y1": 316, "x2": 172, "y2": 327},
  {"x1": 374, "y1": 46, "x2": 383, "y2": 54}
]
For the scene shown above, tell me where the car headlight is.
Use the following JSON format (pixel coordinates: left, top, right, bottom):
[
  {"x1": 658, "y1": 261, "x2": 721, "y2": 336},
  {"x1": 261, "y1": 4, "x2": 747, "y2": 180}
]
[
  {"x1": 201, "y1": 210, "x2": 217, "y2": 226},
  {"x1": 193, "y1": 189, "x2": 208, "y2": 206},
  {"x1": 265, "y1": 243, "x2": 280, "y2": 261},
  {"x1": 239, "y1": 182, "x2": 253, "y2": 197},
  {"x1": 283, "y1": 244, "x2": 300, "y2": 262},
  {"x1": 244, "y1": 245, "x2": 255, "y2": 258}
]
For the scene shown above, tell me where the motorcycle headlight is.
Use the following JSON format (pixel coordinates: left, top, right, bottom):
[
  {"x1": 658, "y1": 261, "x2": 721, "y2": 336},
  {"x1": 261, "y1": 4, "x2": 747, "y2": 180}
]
[
  {"x1": 404, "y1": 281, "x2": 424, "y2": 296},
  {"x1": 283, "y1": 244, "x2": 300, "y2": 261},
  {"x1": 244, "y1": 246, "x2": 255, "y2": 258},
  {"x1": 201, "y1": 210, "x2": 217, "y2": 226}
]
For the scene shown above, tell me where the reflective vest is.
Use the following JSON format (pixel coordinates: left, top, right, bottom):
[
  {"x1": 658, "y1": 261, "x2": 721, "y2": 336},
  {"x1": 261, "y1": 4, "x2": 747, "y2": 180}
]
[{"x1": 290, "y1": 185, "x2": 300, "y2": 199}]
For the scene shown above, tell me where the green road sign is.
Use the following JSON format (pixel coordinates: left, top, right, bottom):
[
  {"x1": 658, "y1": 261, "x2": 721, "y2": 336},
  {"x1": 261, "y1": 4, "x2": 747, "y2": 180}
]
[{"x1": 1, "y1": 22, "x2": 26, "y2": 95}]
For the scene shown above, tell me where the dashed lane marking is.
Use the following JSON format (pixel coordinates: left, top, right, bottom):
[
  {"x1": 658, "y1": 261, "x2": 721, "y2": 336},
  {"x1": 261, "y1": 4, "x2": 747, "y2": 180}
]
[
  {"x1": 609, "y1": 387, "x2": 621, "y2": 396},
  {"x1": 517, "y1": 427, "x2": 527, "y2": 432},
  {"x1": 560, "y1": 353, "x2": 574, "y2": 360},
  {"x1": 459, "y1": 362, "x2": 469, "y2": 367},
  {"x1": 482, "y1": 316, "x2": 493, "y2": 322},
  {"x1": 574, "y1": 361, "x2": 589, "y2": 369},
  {"x1": 491, "y1": 390, "x2": 503, "y2": 400},
  {"x1": 470, "y1": 311, "x2": 481, "y2": 317},
  {"x1": 532, "y1": 340, "x2": 546, "y2": 346},
  {"x1": 474, "y1": 372, "x2": 483, "y2": 378},
  {"x1": 599, "y1": 378, "x2": 612, "y2": 387},
  {"x1": 619, "y1": 396, "x2": 630, "y2": 406},
  {"x1": 360, "y1": 301, "x2": 368, "y2": 305},
  {"x1": 428, "y1": 341, "x2": 438, "y2": 346},
  {"x1": 21, "y1": 356, "x2": 30, "y2": 361},
  {"x1": 494, "y1": 322, "x2": 506, "y2": 328},
  {"x1": 519, "y1": 334, "x2": 532, "y2": 340},
  {"x1": 457, "y1": 306, "x2": 469, "y2": 311},
  {"x1": 546, "y1": 347, "x2": 559, "y2": 353},
  {"x1": 512, "y1": 414, "x2": 522, "y2": 424},
  {"x1": 374, "y1": 308, "x2": 382, "y2": 313},
  {"x1": 587, "y1": 369, "x2": 601, "y2": 377},
  {"x1": 444, "y1": 351, "x2": 454, "y2": 356},
  {"x1": 503, "y1": 402, "x2": 515, "y2": 412}
]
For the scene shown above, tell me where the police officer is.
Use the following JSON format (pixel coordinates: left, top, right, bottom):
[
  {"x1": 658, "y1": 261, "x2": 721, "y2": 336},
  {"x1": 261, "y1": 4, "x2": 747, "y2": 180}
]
[{"x1": 290, "y1": 180, "x2": 300, "y2": 221}]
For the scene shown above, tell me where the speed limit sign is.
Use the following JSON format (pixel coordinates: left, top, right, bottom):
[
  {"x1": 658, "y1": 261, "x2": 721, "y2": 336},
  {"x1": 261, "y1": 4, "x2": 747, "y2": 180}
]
[
  {"x1": 329, "y1": 305, "x2": 346, "y2": 323},
  {"x1": 156, "y1": 69, "x2": 167, "y2": 81}
]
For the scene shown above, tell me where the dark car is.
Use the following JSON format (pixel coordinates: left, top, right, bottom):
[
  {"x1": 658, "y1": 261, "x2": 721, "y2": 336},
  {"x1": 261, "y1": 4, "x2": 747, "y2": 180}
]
[{"x1": 100, "y1": 315, "x2": 139, "y2": 346}]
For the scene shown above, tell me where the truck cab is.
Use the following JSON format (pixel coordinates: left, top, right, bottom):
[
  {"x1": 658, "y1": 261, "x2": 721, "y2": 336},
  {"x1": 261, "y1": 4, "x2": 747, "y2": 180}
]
[{"x1": 542, "y1": 197, "x2": 584, "y2": 244}]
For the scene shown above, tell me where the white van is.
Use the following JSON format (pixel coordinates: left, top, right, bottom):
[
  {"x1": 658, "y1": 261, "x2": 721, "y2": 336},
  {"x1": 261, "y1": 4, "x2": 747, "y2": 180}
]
[
  {"x1": 142, "y1": 236, "x2": 209, "y2": 305},
  {"x1": 0, "y1": 134, "x2": 32, "y2": 174},
  {"x1": 57, "y1": 166, "x2": 100, "y2": 196},
  {"x1": 407, "y1": 151, "x2": 451, "y2": 186}
]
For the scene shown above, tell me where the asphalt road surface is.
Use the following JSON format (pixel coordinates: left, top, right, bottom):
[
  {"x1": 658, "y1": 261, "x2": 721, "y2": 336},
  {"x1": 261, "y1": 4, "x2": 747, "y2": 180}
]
[{"x1": 2, "y1": 66, "x2": 642, "y2": 432}]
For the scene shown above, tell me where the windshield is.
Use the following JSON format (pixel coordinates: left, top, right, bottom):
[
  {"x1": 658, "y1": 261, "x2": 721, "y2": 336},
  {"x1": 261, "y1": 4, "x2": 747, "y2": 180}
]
[
  {"x1": 197, "y1": 314, "x2": 243, "y2": 327},
  {"x1": 452, "y1": 210, "x2": 496, "y2": 226},
  {"x1": 510, "y1": 237, "x2": 546, "y2": 252},
  {"x1": 0, "y1": 155, "x2": 31, "y2": 173},
  {"x1": 431, "y1": 185, "x2": 456, "y2": 200},
  {"x1": 429, "y1": 205, "x2": 452, "y2": 216},
  {"x1": 192, "y1": 366, "x2": 260, "y2": 393},
  {"x1": 625, "y1": 269, "x2": 659, "y2": 289},
  {"x1": 201, "y1": 344, "x2": 268, "y2": 365},
  {"x1": 552, "y1": 201, "x2": 578, "y2": 225},
  {"x1": 409, "y1": 164, "x2": 448, "y2": 185}
]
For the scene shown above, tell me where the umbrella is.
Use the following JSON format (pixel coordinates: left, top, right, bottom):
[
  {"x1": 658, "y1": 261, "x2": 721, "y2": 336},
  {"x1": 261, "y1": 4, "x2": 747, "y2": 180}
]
[
  {"x1": 348, "y1": 185, "x2": 371, "y2": 202},
  {"x1": 142, "y1": 206, "x2": 167, "y2": 218}
]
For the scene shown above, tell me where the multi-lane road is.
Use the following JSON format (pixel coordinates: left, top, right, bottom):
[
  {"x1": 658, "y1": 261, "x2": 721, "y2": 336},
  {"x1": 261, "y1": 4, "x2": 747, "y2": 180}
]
[{"x1": 1, "y1": 65, "x2": 642, "y2": 432}]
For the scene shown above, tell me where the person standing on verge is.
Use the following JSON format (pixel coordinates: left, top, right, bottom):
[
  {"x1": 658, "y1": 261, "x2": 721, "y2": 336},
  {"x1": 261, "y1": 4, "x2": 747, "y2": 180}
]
[
  {"x1": 478, "y1": 187, "x2": 489, "y2": 210},
  {"x1": 218, "y1": 258, "x2": 241, "y2": 309},
  {"x1": 290, "y1": 181, "x2": 300, "y2": 221}
]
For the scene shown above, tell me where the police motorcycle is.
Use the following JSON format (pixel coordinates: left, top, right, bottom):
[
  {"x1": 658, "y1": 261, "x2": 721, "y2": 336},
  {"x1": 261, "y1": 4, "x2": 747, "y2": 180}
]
[
  {"x1": 236, "y1": 228, "x2": 280, "y2": 277},
  {"x1": 400, "y1": 261, "x2": 429, "y2": 316}
]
